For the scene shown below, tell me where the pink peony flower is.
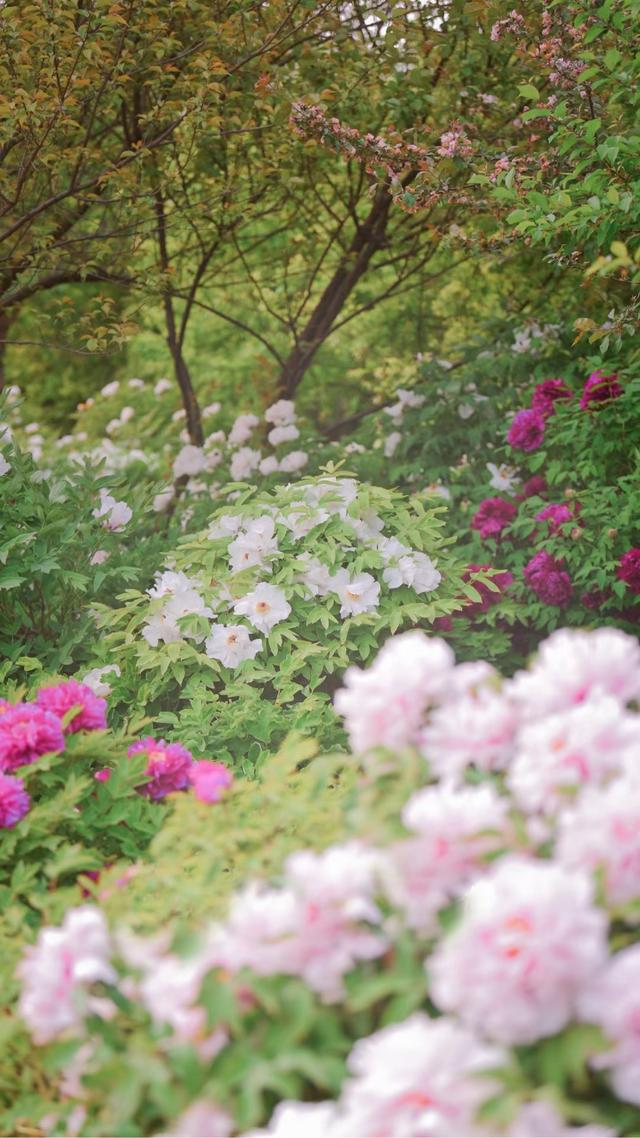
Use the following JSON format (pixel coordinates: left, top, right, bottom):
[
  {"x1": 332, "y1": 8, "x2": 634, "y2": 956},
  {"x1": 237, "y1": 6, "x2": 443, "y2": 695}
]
[
  {"x1": 507, "y1": 409, "x2": 546, "y2": 452},
  {"x1": 334, "y1": 632, "x2": 455, "y2": 754},
  {"x1": 531, "y1": 378, "x2": 571, "y2": 418},
  {"x1": 580, "y1": 587, "x2": 609, "y2": 610},
  {"x1": 617, "y1": 548, "x2": 640, "y2": 595},
  {"x1": 420, "y1": 687, "x2": 519, "y2": 784},
  {"x1": 507, "y1": 696, "x2": 639, "y2": 817},
  {"x1": 385, "y1": 784, "x2": 510, "y2": 932},
  {"x1": 139, "y1": 951, "x2": 227, "y2": 1059},
  {"x1": 471, "y1": 497, "x2": 517, "y2": 540},
  {"x1": 579, "y1": 370, "x2": 622, "y2": 410},
  {"x1": 209, "y1": 842, "x2": 386, "y2": 1002},
  {"x1": 556, "y1": 775, "x2": 640, "y2": 905},
  {"x1": 336, "y1": 1014, "x2": 505, "y2": 1138},
  {"x1": 189, "y1": 760, "x2": 233, "y2": 803},
  {"x1": 535, "y1": 502, "x2": 575, "y2": 533},
  {"x1": 579, "y1": 945, "x2": 640, "y2": 1105},
  {"x1": 18, "y1": 906, "x2": 116, "y2": 1044},
  {"x1": 523, "y1": 550, "x2": 573, "y2": 606},
  {"x1": 127, "y1": 737, "x2": 194, "y2": 800},
  {"x1": 518, "y1": 474, "x2": 547, "y2": 500},
  {"x1": 0, "y1": 703, "x2": 65, "y2": 772},
  {"x1": 94, "y1": 768, "x2": 111, "y2": 783},
  {"x1": 508, "y1": 628, "x2": 640, "y2": 717},
  {"x1": 0, "y1": 771, "x2": 30, "y2": 827},
  {"x1": 36, "y1": 680, "x2": 107, "y2": 734},
  {"x1": 429, "y1": 857, "x2": 608, "y2": 1045}
]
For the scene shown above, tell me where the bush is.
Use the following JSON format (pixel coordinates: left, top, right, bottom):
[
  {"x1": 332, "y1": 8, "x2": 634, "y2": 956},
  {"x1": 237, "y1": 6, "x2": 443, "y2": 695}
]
[
  {"x1": 93, "y1": 473, "x2": 465, "y2": 766},
  {"x1": 11, "y1": 626, "x2": 640, "y2": 1137}
]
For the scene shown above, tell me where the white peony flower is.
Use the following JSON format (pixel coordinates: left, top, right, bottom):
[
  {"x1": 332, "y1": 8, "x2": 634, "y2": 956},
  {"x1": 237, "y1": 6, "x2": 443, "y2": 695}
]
[
  {"x1": 173, "y1": 445, "x2": 207, "y2": 479},
  {"x1": 228, "y1": 413, "x2": 260, "y2": 448},
  {"x1": 228, "y1": 516, "x2": 279, "y2": 573},
  {"x1": 205, "y1": 623, "x2": 262, "y2": 667},
  {"x1": 81, "y1": 664, "x2": 121, "y2": 697},
  {"x1": 278, "y1": 450, "x2": 308, "y2": 473},
  {"x1": 100, "y1": 381, "x2": 120, "y2": 398},
  {"x1": 268, "y1": 424, "x2": 299, "y2": 446},
  {"x1": 487, "y1": 462, "x2": 519, "y2": 494},
  {"x1": 234, "y1": 582, "x2": 291, "y2": 633},
  {"x1": 332, "y1": 571, "x2": 380, "y2": 617},
  {"x1": 230, "y1": 447, "x2": 261, "y2": 480},
  {"x1": 153, "y1": 378, "x2": 172, "y2": 396},
  {"x1": 264, "y1": 399, "x2": 296, "y2": 427},
  {"x1": 259, "y1": 455, "x2": 279, "y2": 476},
  {"x1": 0, "y1": 452, "x2": 11, "y2": 476},
  {"x1": 384, "y1": 431, "x2": 402, "y2": 457}
]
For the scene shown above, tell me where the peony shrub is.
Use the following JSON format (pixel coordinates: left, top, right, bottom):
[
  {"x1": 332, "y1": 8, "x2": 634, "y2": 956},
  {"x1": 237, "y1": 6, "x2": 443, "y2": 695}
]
[
  {"x1": 91, "y1": 473, "x2": 466, "y2": 765},
  {"x1": 12, "y1": 626, "x2": 640, "y2": 1138}
]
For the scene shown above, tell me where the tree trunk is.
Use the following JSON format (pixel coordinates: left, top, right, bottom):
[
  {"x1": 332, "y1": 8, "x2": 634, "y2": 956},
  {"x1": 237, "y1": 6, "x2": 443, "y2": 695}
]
[
  {"x1": 154, "y1": 187, "x2": 203, "y2": 445},
  {"x1": 276, "y1": 184, "x2": 392, "y2": 397},
  {"x1": 162, "y1": 293, "x2": 204, "y2": 446}
]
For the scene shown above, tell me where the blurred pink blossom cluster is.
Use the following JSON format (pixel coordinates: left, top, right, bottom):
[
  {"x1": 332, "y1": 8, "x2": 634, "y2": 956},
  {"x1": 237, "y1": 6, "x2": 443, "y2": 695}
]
[{"x1": 19, "y1": 626, "x2": 640, "y2": 1136}]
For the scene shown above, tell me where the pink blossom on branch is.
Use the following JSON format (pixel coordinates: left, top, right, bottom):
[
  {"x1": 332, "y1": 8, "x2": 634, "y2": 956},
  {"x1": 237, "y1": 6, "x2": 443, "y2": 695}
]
[
  {"x1": 430, "y1": 856, "x2": 608, "y2": 1045},
  {"x1": 507, "y1": 408, "x2": 546, "y2": 452},
  {"x1": 127, "y1": 737, "x2": 194, "y2": 800},
  {"x1": 0, "y1": 703, "x2": 65, "y2": 772},
  {"x1": 471, "y1": 497, "x2": 517, "y2": 540},
  {"x1": 0, "y1": 771, "x2": 30, "y2": 827},
  {"x1": 36, "y1": 679, "x2": 107, "y2": 734}
]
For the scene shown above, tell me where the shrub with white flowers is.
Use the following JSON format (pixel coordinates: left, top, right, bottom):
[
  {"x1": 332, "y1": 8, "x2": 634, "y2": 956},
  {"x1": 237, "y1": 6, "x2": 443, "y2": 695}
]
[
  {"x1": 93, "y1": 474, "x2": 462, "y2": 764},
  {"x1": 12, "y1": 626, "x2": 640, "y2": 1138}
]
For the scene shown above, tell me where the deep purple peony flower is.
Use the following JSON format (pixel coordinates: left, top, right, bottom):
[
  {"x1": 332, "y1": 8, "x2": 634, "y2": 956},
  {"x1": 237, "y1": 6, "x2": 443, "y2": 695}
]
[
  {"x1": 507, "y1": 409, "x2": 546, "y2": 452},
  {"x1": 471, "y1": 497, "x2": 518, "y2": 540},
  {"x1": 581, "y1": 588, "x2": 610, "y2": 611},
  {"x1": 36, "y1": 680, "x2": 107, "y2": 735},
  {"x1": 127, "y1": 736, "x2": 194, "y2": 800},
  {"x1": 579, "y1": 370, "x2": 623, "y2": 411},
  {"x1": 617, "y1": 548, "x2": 640, "y2": 596},
  {"x1": 531, "y1": 378, "x2": 572, "y2": 418},
  {"x1": 462, "y1": 564, "x2": 514, "y2": 616},
  {"x1": 0, "y1": 704, "x2": 65, "y2": 772},
  {"x1": 535, "y1": 502, "x2": 575, "y2": 533},
  {"x1": 189, "y1": 760, "x2": 234, "y2": 804},
  {"x1": 518, "y1": 474, "x2": 547, "y2": 500},
  {"x1": 523, "y1": 550, "x2": 573, "y2": 606},
  {"x1": 0, "y1": 771, "x2": 30, "y2": 828}
]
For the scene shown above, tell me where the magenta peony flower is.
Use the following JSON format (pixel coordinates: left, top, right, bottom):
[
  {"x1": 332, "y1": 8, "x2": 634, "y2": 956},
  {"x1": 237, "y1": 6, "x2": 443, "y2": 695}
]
[
  {"x1": 190, "y1": 760, "x2": 233, "y2": 804},
  {"x1": 531, "y1": 377, "x2": 571, "y2": 418},
  {"x1": 580, "y1": 369, "x2": 623, "y2": 410},
  {"x1": 127, "y1": 736, "x2": 193, "y2": 800},
  {"x1": 507, "y1": 409, "x2": 545, "y2": 452},
  {"x1": 535, "y1": 501, "x2": 574, "y2": 533},
  {"x1": 0, "y1": 704, "x2": 65, "y2": 772},
  {"x1": 461, "y1": 564, "x2": 514, "y2": 616},
  {"x1": 523, "y1": 550, "x2": 573, "y2": 606},
  {"x1": 471, "y1": 497, "x2": 517, "y2": 541},
  {"x1": 0, "y1": 771, "x2": 30, "y2": 828},
  {"x1": 617, "y1": 548, "x2": 640, "y2": 595},
  {"x1": 581, "y1": 588, "x2": 610, "y2": 610},
  {"x1": 518, "y1": 474, "x2": 547, "y2": 500},
  {"x1": 36, "y1": 679, "x2": 107, "y2": 734}
]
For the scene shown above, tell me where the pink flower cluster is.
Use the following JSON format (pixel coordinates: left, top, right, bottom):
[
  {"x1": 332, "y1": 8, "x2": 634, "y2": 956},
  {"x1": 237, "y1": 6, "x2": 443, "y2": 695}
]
[
  {"x1": 19, "y1": 627, "x2": 640, "y2": 1133},
  {"x1": 127, "y1": 737, "x2": 234, "y2": 804},
  {"x1": 523, "y1": 549, "x2": 573, "y2": 606},
  {"x1": 471, "y1": 496, "x2": 517, "y2": 541},
  {"x1": 0, "y1": 679, "x2": 107, "y2": 829}
]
